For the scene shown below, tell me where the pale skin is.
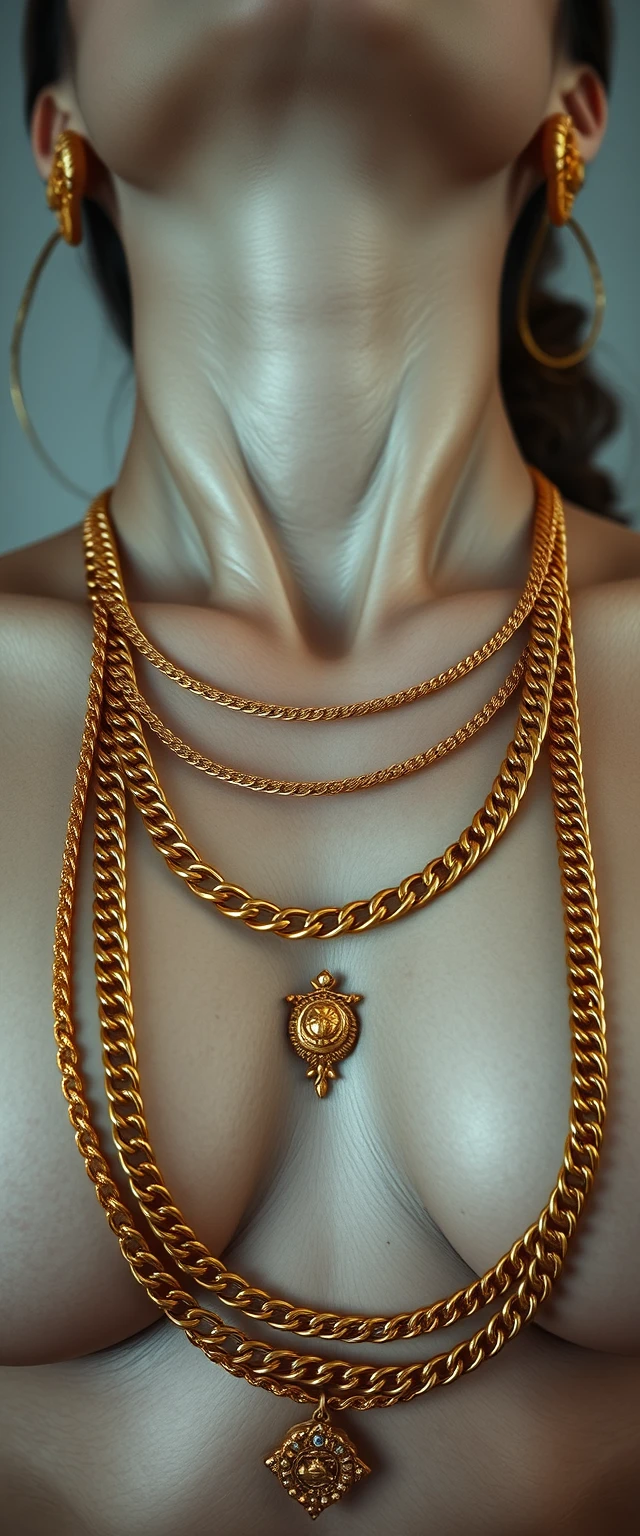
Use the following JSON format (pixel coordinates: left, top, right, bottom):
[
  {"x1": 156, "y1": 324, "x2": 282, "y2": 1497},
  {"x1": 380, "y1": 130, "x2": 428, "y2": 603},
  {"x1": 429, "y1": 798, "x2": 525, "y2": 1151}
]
[{"x1": 1, "y1": 1, "x2": 640, "y2": 1532}]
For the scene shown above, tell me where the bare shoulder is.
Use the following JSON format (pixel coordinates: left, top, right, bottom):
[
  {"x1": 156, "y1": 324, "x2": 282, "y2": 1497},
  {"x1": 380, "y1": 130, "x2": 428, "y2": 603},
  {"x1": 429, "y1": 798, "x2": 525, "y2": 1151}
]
[
  {"x1": 0, "y1": 595, "x2": 94, "y2": 1032},
  {"x1": 558, "y1": 501, "x2": 640, "y2": 698},
  {"x1": 0, "y1": 523, "x2": 94, "y2": 735},
  {"x1": 0, "y1": 590, "x2": 94, "y2": 768},
  {"x1": 562, "y1": 511, "x2": 640, "y2": 868},
  {"x1": 564, "y1": 499, "x2": 640, "y2": 588},
  {"x1": 564, "y1": 502, "x2": 640, "y2": 670},
  {"x1": 0, "y1": 519, "x2": 86, "y2": 603}
]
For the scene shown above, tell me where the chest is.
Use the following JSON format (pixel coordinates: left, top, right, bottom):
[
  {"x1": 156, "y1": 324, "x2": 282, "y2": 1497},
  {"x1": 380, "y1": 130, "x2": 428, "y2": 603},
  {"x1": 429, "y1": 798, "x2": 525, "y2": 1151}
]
[
  {"x1": 2, "y1": 600, "x2": 640, "y2": 1531},
  {"x1": 4, "y1": 642, "x2": 634, "y2": 1365},
  {"x1": 2, "y1": 731, "x2": 639, "y2": 1535}
]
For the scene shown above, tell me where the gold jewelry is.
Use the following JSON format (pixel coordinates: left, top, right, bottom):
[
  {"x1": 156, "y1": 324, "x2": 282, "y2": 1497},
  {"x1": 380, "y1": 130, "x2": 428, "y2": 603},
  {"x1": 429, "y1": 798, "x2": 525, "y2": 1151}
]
[
  {"x1": 286, "y1": 974, "x2": 363, "y2": 1098},
  {"x1": 93, "y1": 491, "x2": 558, "y2": 1247},
  {"x1": 265, "y1": 1399, "x2": 371, "y2": 1515},
  {"x1": 52, "y1": 480, "x2": 607, "y2": 1515},
  {"x1": 96, "y1": 681, "x2": 600, "y2": 1351},
  {"x1": 517, "y1": 113, "x2": 606, "y2": 370},
  {"x1": 88, "y1": 467, "x2": 557, "y2": 722},
  {"x1": 102, "y1": 523, "x2": 561, "y2": 939},
  {"x1": 46, "y1": 129, "x2": 89, "y2": 247},
  {"x1": 10, "y1": 130, "x2": 93, "y2": 499},
  {"x1": 543, "y1": 112, "x2": 585, "y2": 228},
  {"x1": 89, "y1": 517, "x2": 601, "y2": 1357},
  {"x1": 90, "y1": 467, "x2": 556, "y2": 804},
  {"x1": 108, "y1": 631, "x2": 527, "y2": 796}
]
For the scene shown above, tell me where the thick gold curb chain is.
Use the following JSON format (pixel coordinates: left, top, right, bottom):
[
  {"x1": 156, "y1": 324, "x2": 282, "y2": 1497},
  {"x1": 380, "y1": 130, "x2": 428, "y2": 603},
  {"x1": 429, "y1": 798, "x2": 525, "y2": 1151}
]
[{"x1": 51, "y1": 482, "x2": 607, "y2": 1412}]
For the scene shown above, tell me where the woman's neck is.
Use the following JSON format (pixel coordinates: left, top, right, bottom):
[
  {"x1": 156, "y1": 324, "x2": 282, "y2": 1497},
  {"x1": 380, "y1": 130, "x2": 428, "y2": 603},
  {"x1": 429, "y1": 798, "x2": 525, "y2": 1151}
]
[{"x1": 110, "y1": 97, "x2": 535, "y2": 658}]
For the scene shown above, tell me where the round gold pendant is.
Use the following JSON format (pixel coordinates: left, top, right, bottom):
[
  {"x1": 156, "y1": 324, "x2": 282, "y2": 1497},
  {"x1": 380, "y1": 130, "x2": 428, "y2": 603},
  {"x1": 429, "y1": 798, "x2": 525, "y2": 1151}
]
[{"x1": 286, "y1": 973, "x2": 363, "y2": 1098}]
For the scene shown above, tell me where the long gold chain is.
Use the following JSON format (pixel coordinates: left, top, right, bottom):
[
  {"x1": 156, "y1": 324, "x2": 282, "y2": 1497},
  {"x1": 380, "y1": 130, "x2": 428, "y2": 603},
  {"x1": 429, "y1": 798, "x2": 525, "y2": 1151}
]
[
  {"x1": 51, "y1": 482, "x2": 607, "y2": 1416},
  {"x1": 92, "y1": 502, "x2": 600, "y2": 1346},
  {"x1": 93, "y1": 609, "x2": 602, "y2": 1351},
  {"x1": 88, "y1": 466, "x2": 556, "y2": 723}
]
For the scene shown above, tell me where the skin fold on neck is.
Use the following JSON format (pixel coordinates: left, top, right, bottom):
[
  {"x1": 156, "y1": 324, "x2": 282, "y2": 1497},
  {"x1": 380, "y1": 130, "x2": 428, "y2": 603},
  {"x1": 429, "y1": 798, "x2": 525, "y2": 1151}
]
[{"x1": 50, "y1": 1, "x2": 598, "y2": 660}]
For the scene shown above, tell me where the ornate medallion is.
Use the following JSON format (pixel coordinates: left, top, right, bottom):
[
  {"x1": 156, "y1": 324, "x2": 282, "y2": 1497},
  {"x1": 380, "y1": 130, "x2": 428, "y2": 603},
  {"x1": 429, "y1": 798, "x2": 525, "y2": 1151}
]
[
  {"x1": 46, "y1": 131, "x2": 88, "y2": 247},
  {"x1": 265, "y1": 1400, "x2": 371, "y2": 1519},
  {"x1": 286, "y1": 973, "x2": 363, "y2": 1098},
  {"x1": 543, "y1": 114, "x2": 585, "y2": 226}
]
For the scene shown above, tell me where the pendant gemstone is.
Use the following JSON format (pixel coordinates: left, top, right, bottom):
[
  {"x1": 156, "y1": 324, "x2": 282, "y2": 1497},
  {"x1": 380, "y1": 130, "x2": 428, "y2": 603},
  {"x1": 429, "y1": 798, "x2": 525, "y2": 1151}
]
[
  {"x1": 265, "y1": 1407, "x2": 370, "y2": 1519},
  {"x1": 285, "y1": 973, "x2": 363, "y2": 1098}
]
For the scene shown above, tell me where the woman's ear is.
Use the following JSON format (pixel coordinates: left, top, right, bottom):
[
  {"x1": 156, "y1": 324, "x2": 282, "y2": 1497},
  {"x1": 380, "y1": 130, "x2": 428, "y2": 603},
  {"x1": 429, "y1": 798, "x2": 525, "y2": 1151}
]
[
  {"x1": 30, "y1": 86, "x2": 86, "y2": 180},
  {"x1": 30, "y1": 86, "x2": 118, "y2": 226},
  {"x1": 557, "y1": 66, "x2": 608, "y2": 165}
]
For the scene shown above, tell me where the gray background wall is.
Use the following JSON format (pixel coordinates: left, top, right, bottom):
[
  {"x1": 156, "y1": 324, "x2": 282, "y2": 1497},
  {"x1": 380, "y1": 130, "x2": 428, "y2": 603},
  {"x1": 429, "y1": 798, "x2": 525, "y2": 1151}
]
[{"x1": 1, "y1": 0, "x2": 639, "y2": 554}]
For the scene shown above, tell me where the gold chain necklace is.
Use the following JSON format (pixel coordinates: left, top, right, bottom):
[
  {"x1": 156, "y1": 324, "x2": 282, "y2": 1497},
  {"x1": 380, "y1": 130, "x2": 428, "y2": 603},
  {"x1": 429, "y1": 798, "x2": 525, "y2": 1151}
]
[
  {"x1": 88, "y1": 493, "x2": 566, "y2": 1102},
  {"x1": 106, "y1": 634, "x2": 527, "y2": 796},
  {"x1": 52, "y1": 481, "x2": 607, "y2": 1520},
  {"x1": 88, "y1": 465, "x2": 556, "y2": 722},
  {"x1": 102, "y1": 526, "x2": 561, "y2": 941},
  {"x1": 89, "y1": 465, "x2": 553, "y2": 799},
  {"x1": 90, "y1": 501, "x2": 595, "y2": 1342}
]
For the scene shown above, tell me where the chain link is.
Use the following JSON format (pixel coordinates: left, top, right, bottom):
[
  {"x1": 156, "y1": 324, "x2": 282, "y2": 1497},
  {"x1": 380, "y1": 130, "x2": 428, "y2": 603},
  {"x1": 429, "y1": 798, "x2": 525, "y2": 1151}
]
[
  {"x1": 102, "y1": 529, "x2": 562, "y2": 938},
  {"x1": 87, "y1": 468, "x2": 557, "y2": 723},
  {"x1": 106, "y1": 644, "x2": 527, "y2": 797},
  {"x1": 51, "y1": 480, "x2": 607, "y2": 1412}
]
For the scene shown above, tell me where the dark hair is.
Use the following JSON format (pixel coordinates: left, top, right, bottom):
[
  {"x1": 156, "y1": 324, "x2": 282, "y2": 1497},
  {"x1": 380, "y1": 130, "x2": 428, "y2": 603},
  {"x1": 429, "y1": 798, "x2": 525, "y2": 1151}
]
[
  {"x1": 23, "y1": 0, "x2": 133, "y2": 354},
  {"x1": 500, "y1": 0, "x2": 623, "y2": 520},
  {"x1": 24, "y1": 0, "x2": 623, "y2": 519}
]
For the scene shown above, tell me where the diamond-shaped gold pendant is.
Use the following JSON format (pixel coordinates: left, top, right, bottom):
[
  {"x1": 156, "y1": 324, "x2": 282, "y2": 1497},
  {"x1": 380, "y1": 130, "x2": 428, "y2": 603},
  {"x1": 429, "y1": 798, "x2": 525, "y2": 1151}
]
[
  {"x1": 265, "y1": 1402, "x2": 371, "y2": 1519},
  {"x1": 286, "y1": 973, "x2": 363, "y2": 1098}
]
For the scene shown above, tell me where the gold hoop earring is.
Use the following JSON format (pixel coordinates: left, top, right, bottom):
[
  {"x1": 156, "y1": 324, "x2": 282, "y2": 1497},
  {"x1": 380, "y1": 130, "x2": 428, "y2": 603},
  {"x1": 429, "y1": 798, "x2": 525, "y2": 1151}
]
[
  {"x1": 10, "y1": 130, "x2": 94, "y2": 500},
  {"x1": 517, "y1": 112, "x2": 606, "y2": 371}
]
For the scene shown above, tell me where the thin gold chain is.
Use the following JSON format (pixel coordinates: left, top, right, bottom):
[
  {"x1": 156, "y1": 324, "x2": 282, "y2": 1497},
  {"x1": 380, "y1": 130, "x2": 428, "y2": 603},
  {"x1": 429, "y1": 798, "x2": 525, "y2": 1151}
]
[
  {"x1": 107, "y1": 636, "x2": 527, "y2": 796},
  {"x1": 89, "y1": 501, "x2": 586, "y2": 1347},
  {"x1": 102, "y1": 523, "x2": 563, "y2": 939},
  {"x1": 52, "y1": 496, "x2": 607, "y2": 1410},
  {"x1": 87, "y1": 466, "x2": 557, "y2": 723},
  {"x1": 92, "y1": 585, "x2": 605, "y2": 1350}
]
